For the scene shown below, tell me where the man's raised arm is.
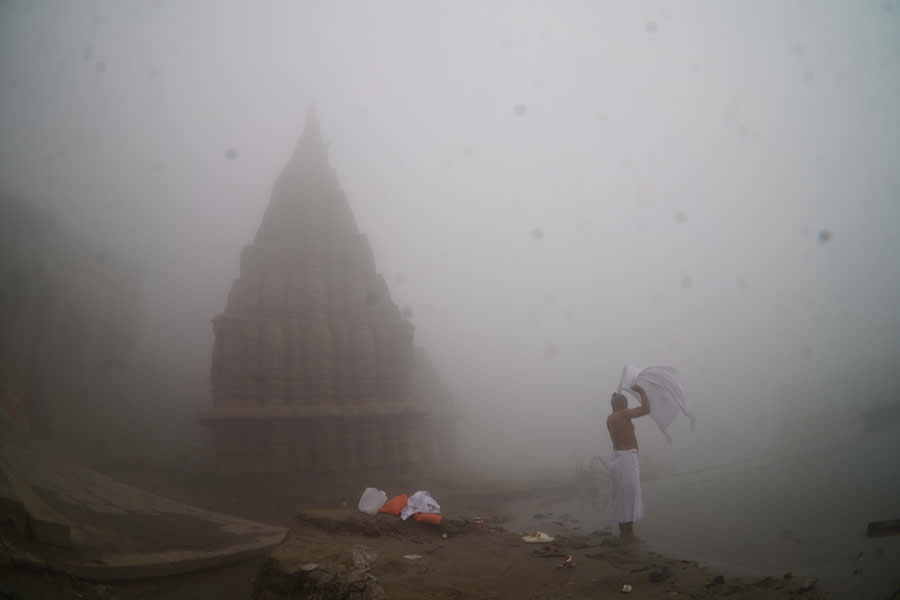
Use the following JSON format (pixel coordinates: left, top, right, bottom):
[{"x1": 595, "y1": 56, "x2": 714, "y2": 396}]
[{"x1": 623, "y1": 384, "x2": 651, "y2": 418}]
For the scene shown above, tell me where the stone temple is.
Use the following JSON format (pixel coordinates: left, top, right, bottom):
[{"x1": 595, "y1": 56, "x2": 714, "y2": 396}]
[{"x1": 200, "y1": 110, "x2": 455, "y2": 474}]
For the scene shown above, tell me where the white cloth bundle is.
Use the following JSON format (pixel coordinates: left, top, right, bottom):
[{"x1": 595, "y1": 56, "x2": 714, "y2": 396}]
[
  {"x1": 617, "y1": 365, "x2": 694, "y2": 444},
  {"x1": 400, "y1": 490, "x2": 441, "y2": 520}
]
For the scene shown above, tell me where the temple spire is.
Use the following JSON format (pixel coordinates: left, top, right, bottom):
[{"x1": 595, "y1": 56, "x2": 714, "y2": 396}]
[{"x1": 294, "y1": 105, "x2": 326, "y2": 160}]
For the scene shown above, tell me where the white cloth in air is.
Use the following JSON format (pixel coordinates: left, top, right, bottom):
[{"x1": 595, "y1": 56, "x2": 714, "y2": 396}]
[
  {"x1": 400, "y1": 490, "x2": 441, "y2": 520},
  {"x1": 617, "y1": 365, "x2": 694, "y2": 444},
  {"x1": 610, "y1": 449, "x2": 643, "y2": 523}
]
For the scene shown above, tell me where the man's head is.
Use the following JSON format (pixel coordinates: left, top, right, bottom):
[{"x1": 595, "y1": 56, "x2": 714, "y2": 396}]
[{"x1": 611, "y1": 392, "x2": 628, "y2": 412}]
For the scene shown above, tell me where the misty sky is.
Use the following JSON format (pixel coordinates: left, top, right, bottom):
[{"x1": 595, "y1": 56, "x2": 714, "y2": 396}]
[{"x1": 1, "y1": 0, "x2": 899, "y2": 472}]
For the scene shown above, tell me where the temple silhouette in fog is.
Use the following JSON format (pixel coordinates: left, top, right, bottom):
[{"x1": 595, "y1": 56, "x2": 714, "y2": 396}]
[{"x1": 201, "y1": 109, "x2": 455, "y2": 473}]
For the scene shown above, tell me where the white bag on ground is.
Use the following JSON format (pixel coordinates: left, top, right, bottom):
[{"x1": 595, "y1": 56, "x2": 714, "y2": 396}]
[
  {"x1": 618, "y1": 365, "x2": 695, "y2": 444},
  {"x1": 357, "y1": 487, "x2": 388, "y2": 515},
  {"x1": 400, "y1": 490, "x2": 441, "y2": 520}
]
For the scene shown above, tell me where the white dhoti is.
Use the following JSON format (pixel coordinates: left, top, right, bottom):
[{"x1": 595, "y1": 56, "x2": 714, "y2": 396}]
[{"x1": 610, "y1": 449, "x2": 643, "y2": 523}]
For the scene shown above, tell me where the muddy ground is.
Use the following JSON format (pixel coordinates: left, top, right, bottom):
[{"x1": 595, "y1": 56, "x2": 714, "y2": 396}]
[
  {"x1": 255, "y1": 507, "x2": 826, "y2": 600},
  {"x1": 0, "y1": 462, "x2": 831, "y2": 599}
]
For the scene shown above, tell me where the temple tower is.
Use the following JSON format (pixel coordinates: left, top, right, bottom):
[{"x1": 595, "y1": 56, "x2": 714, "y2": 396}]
[{"x1": 201, "y1": 109, "x2": 451, "y2": 473}]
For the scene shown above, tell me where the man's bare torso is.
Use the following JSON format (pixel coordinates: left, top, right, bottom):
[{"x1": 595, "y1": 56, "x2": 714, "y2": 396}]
[{"x1": 607, "y1": 411, "x2": 639, "y2": 451}]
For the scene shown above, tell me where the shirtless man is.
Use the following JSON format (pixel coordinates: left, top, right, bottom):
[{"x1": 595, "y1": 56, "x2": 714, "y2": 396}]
[{"x1": 607, "y1": 384, "x2": 650, "y2": 543}]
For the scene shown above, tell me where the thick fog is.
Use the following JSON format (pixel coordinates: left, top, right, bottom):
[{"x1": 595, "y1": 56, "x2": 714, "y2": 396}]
[{"x1": 1, "y1": 0, "x2": 899, "y2": 477}]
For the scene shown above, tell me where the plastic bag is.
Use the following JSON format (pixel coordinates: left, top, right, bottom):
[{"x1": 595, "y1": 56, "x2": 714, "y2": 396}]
[
  {"x1": 400, "y1": 490, "x2": 440, "y2": 520},
  {"x1": 357, "y1": 487, "x2": 388, "y2": 515}
]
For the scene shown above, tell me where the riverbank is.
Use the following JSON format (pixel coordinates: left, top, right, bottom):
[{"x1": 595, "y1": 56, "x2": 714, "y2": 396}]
[{"x1": 254, "y1": 507, "x2": 827, "y2": 599}]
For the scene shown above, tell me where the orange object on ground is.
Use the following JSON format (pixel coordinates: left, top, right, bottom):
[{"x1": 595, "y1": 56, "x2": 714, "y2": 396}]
[
  {"x1": 412, "y1": 512, "x2": 442, "y2": 525},
  {"x1": 378, "y1": 494, "x2": 408, "y2": 516}
]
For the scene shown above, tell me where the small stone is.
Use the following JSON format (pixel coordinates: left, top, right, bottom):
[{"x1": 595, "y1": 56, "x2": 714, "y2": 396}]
[{"x1": 789, "y1": 577, "x2": 817, "y2": 593}]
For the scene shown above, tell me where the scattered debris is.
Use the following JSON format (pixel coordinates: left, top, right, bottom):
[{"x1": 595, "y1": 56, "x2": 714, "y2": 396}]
[
  {"x1": 522, "y1": 531, "x2": 555, "y2": 544},
  {"x1": 621, "y1": 583, "x2": 633, "y2": 593},
  {"x1": 352, "y1": 544, "x2": 377, "y2": 570},
  {"x1": 556, "y1": 555, "x2": 575, "y2": 569}
]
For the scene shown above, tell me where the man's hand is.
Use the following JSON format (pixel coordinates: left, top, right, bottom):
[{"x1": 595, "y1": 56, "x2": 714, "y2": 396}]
[{"x1": 627, "y1": 384, "x2": 650, "y2": 417}]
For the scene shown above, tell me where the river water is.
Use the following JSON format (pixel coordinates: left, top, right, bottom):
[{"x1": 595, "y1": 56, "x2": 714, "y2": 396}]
[{"x1": 503, "y1": 427, "x2": 900, "y2": 598}]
